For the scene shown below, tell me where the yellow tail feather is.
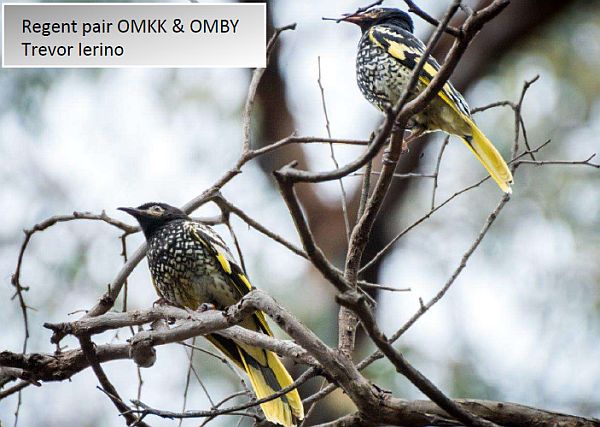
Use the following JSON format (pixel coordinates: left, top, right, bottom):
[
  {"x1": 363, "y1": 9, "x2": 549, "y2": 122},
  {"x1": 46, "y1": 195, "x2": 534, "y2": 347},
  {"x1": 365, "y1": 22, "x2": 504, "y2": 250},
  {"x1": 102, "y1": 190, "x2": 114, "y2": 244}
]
[
  {"x1": 462, "y1": 119, "x2": 513, "y2": 193},
  {"x1": 238, "y1": 345, "x2": 304, "y2": 427}
]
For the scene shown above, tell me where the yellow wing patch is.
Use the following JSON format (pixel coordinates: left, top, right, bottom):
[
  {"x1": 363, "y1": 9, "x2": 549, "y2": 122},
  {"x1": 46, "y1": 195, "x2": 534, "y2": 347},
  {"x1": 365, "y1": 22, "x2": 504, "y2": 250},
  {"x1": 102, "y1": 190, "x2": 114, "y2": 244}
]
[
  {"x1": 418, "y1": 72, "x2": 470, "y2": 120},
  {"x1": 381, "y1": 35, "x2": 467, "y2": 117},
  {"x1": 216, "y1": 252, "x2": 232, "y2": 274},
  {"x1": 385, "y1": 38, "x2": 416, "y2": 62},
  {"x1": 368, "y1": 28, "x2": 384, "y2": 49},
  {"x1": 233, "y1": 271, "x2": 274, "y2": 337},
  {"x1": 238, "y1": 273, "x2": 252, "y2": 291},
  {"x1": 370, "y1": 26, "x2": 471, "y2": 118}
]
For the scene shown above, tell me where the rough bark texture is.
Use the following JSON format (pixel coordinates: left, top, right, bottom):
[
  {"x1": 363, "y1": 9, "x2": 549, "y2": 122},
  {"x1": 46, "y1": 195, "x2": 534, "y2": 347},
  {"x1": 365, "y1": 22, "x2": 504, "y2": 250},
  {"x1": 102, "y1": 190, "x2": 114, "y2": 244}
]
[{"x1": 248, "y1": 1, "x2": 579, "y2": 422}]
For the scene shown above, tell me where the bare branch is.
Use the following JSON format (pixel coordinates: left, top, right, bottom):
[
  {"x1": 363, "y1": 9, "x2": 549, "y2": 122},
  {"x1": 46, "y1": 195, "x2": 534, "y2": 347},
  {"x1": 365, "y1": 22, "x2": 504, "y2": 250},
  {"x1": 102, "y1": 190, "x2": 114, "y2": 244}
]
[
  {"x1": 338, "y1": 0, "x2": 464, "y2": 356},
  {"x1": 274, "y1": 167, "x2": 351, "y2": 293},
  {"x1": 318, "y1": 56, "x2": 352, "y2": 243},
  {"x1": 42, "y1": 304, "x2": 315, "y2": 366},
  {"x1": 243, "y1": 24, "x2": 297, "y2": 152},
  {"x1": 319, "y1": 403, "x2": 600, "y2": 427},
  {"x1": 79, "y1": 335, "x2": 150, "y2": 427},
  {"x1": 129, "y1": 368, "x2": 315, "y2": 421},
  {"x1": 402, "y1": 0, "x2": 463, "y2": 37},
  {"x1": 337, "y1": 291, "x2": 498, "y2": 427},
  {"x1": 322, "y1": 0, "x2": 384, "y2": 23},
  {"x1": 515, "y1": 154, "x2": 599, "y2": 168},
  {"x1": 431, "y1": 136, "x2": 450, "y2": 210}
]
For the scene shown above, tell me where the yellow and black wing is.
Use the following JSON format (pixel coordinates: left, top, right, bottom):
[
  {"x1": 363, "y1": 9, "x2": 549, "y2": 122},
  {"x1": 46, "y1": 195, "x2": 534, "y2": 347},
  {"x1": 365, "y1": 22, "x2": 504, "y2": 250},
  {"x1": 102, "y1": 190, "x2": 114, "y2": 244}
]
[
  {"x1": 368, "y1": 25, "x2": 471, "y2": 119},
  {"x1": 189, "y1": 222, "x2": 304, "y2": 426},
  {"x1": 189, "y1": 222, "x2": 273, "y2": 336},
  {"x1": 368, "y1": 25, "x2": 514, "y2": 193}
]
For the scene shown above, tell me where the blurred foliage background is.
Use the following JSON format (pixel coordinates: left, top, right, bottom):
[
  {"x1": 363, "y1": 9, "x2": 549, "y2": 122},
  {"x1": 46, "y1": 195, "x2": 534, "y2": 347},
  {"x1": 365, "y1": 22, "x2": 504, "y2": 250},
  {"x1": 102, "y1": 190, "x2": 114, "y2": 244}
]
[{"x1": 1, "y1": 0, "x2": 599, "y2": 425}]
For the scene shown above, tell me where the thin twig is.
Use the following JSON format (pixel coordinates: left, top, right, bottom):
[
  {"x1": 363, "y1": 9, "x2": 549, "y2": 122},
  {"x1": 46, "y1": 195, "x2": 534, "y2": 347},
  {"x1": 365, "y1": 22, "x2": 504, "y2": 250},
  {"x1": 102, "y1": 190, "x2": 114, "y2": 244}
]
[
  {"x1": 402, "y1": 0, "x2": 463, "y2": 37},
  {"x1": 338, "y1": 0, "x2": 464, "y2": 356},
  {"x1": 225, "y1": 220, "x2": 247, "y2": 274},
  {"x1": 512, "y1": 76, "x2": 540, "y2": 160},
  {"x1": 515, "y1": 155, "x2": 598, "y2": 168},
  {"x1": 322, "y1": 0, "x2": 384, "y2": 23},
  {"x1": 130, "y1": 369, "x2": 314, "y2": 420},
  {"x1": 351, "y1": 171, "x2": 436, "y2": 179},
  {"x1": 0, "y1": 382, "x2": 29, "y2": 401},
  {"x1": 470, "y1": 100, "x2": 515, "y2": 114},
  {"x1": 179, "y1": 342, "x2": 252, "y2": 397},
  {"x1": 318, "y1": 56, "x2": 352, "y2": 243},
  {"x1": 179, "y1": 337, "x2": 196, "y2": 427},
  {"x1": 11, "y1": 211, "x2": 137, "y2": 354},
  {"x1": 337, "y1": 292, "x2": 498, "y2": 427},
  {"x1": 358, "y1": 283, "x2": 411, "y2": 293},
  {"x1": 431, "y1": 136, "x2": 450, "y2": 210},
  {"x1": 242, "y1": 24, "x2": 296, "y2": 152},
  {"x1": 119, "y1": 234, "x2": 144, "y2": 405},
  {"x1": 79, "y1": 335, "x2": 150, "y2": 427}
]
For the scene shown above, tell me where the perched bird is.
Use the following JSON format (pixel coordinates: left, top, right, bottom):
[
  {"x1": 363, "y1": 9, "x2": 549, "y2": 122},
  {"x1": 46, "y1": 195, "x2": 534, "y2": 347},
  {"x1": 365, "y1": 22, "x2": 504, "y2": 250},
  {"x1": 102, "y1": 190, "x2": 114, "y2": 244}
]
[
  {"x1": 119, "y1": 202, "x2": 304, "y2": 427},
  {"x1": 341, "y1": 7, "x2": 513, "y2": 193}
]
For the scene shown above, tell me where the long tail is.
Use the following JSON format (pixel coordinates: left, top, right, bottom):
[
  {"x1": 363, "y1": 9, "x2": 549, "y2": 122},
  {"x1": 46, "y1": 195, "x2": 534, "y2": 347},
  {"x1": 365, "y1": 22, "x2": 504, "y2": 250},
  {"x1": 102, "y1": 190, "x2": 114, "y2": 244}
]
[
  {"x1": 208, "y1": 335, "x2": 304, "y2": 427},
  {"x1": 462, "y1": 119, "x2": 513, "y2": 194}
]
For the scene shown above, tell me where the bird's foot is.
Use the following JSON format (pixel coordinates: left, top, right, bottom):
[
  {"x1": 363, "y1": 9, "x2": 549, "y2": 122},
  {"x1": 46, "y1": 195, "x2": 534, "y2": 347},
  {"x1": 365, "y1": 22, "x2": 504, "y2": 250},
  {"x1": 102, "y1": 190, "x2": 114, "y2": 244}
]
[
  {"x1": 182, "y1": 303, "x2": 216, "y2": 317},
  {"x1": 197, "y1": 303, "x2": 217, "y2": 313},
  {"x1": 152, "y1": 297, "x2": 170, "y2": 307},
  {"x1": 153, "y1": 298, "x2": 177, "y2": 323}
]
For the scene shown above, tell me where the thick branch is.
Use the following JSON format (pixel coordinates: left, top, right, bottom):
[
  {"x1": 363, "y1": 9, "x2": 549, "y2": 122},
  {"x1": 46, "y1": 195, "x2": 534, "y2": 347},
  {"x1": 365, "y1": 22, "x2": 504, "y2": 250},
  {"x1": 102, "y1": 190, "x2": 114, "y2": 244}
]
[{"x1": 326, "y1": 400, "x2": 600, "y2": 427}]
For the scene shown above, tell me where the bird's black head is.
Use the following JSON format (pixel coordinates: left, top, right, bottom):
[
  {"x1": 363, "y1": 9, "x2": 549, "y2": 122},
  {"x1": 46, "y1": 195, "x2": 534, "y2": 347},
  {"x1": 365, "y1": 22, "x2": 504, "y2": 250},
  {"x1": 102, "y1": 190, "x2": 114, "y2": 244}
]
[
  {"x1": 118, "y1": 202, "x2": 188, "y2": 239},
  {"x1": 341, "y1": 8, "x2": 414, "y2": 34}
]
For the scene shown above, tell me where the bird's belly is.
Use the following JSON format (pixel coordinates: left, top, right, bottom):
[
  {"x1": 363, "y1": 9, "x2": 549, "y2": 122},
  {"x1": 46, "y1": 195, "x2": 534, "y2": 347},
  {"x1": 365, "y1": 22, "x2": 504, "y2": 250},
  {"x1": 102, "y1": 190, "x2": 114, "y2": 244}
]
[
  {"x1": 357, "y1": 43, "x2": 407, "y2": 111},
  {"x1": 359, "y1": 64, "x2": 470, "y2": 135},
  {"x1": 356, "y1": 41, "x2": 471, "y2": 135},
  {"x1": 192, "y1": 273, "x2": 239, "y2": 308},
  {"x1": 148, "y1": 243, "x2": 237, "y2": 310},
  {"x1": 417, "y1": 96, "x2": 471, "y2": 135}
]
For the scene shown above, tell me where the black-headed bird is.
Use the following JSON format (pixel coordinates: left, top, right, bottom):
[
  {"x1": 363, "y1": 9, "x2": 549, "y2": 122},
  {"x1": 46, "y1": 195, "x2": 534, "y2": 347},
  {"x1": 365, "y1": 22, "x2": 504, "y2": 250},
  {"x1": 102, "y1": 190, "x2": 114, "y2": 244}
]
[
  {"x1": 119, "y1": 202, "x2": 304, "y2": 427},
  {"x1": 341, "y1": 7, "x2": 513, "y2": 193}
]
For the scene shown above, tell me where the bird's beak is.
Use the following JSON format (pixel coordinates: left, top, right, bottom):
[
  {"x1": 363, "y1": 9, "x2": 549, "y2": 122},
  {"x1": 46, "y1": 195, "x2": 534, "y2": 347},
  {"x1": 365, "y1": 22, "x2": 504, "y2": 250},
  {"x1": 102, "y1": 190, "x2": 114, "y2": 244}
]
[
  {"x1": 118, "y1": 207, "x2": 144, "y2": 217},
  {"x1": 340, "y1": 10, "x2": 377, "y2": 25},
  {"x1": 339, "y1": 14, "x2": 364, "y2": 24}
]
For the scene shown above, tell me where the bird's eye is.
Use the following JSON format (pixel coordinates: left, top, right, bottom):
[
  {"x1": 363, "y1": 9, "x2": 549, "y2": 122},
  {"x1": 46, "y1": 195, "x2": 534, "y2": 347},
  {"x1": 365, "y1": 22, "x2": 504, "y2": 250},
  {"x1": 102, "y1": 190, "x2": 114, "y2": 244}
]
[{"x1": 149, "y1": 205, "x2": 164, "y2": 215}]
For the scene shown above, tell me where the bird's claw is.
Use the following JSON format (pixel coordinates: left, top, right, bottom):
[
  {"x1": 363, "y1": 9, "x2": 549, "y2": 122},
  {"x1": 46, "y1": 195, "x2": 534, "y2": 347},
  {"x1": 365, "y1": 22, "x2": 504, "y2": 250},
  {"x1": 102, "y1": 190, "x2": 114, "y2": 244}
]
[
  {"x1": 198, "y1": 303, "x2": 217, "y2": 312},
  {"x1": 152, "y1": 297, "x2": 170, "y2": 307}
]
